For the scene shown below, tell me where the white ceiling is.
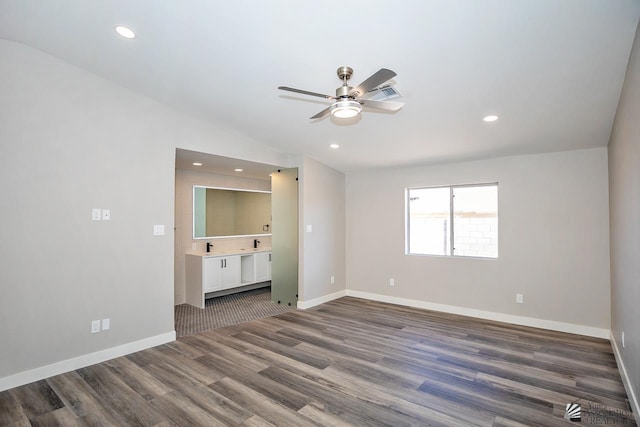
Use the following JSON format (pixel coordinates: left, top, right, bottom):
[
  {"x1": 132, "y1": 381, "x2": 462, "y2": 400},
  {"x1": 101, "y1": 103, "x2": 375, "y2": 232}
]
[
  {"x1": 1, "y1": 0, "x2": 639, "y2": 174},
  {"x1": 175, "y1": 149, "x2": 278, "y2": 181}
]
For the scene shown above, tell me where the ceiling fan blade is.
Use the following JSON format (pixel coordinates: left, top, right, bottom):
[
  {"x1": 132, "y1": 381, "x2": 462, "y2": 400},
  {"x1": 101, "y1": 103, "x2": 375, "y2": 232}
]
[
  {"x1": 359, "y1": 99, "x2": 404, "y2": 111},
  {"x1": 278, "y1": 86, "x2": 335, "y2": 99},
  {"x1": 349, "y1": 68, "x2": 397, "y2": 98},
  {"x1": 310, "y1": 106, "x2": 332, "y2": 119}
]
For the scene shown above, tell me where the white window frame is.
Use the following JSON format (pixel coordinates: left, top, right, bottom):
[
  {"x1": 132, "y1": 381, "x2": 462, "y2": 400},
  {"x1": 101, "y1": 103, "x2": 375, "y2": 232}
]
[{"x1": 405, "y1": 182, "x2": 498, "y2": 259}]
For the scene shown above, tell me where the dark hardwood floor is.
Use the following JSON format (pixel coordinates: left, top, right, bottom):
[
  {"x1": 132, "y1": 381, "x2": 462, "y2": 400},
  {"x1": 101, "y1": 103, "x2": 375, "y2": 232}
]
[{"x1": 1, "y1": 297, "x2": 636, "y2": 426}]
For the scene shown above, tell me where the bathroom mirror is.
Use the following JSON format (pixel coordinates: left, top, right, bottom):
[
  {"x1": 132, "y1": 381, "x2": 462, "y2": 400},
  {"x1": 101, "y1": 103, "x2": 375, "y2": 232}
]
[{"x1": 193, "y1": 186, "x2": 272, "y2": 239}]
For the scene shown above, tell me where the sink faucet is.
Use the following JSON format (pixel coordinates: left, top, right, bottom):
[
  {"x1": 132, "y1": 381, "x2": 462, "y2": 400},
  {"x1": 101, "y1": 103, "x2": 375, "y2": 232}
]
[
  {"x1": 253, "y1": 239, "x2": 260, "y2": 249},
  {"x1": 206, "y1": 242, "x2": 213, "y2": 253}
]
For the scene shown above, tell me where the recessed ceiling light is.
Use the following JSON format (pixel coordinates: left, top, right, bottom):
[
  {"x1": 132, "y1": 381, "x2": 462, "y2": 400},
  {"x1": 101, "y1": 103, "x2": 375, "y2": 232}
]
[
  {"x1": 192, "y1": 162, "x2": 202, "y2": 166},
  {"x1": 234, "y1": 168, "x2": 243, "y2": 172},
  {"x1": 329, "y1": 143, "x2": 340, "y2": 149},
  {"x1": 483, "y1": 115, "x2": 499, "y2": 122},
  {"x1": 115, "y1": 26, "x2": 136, "y2": 39}
]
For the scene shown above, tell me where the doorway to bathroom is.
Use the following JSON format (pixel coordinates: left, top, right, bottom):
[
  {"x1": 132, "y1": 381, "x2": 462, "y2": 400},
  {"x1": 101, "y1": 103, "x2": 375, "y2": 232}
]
[{"x1": 173, "y1": 149, "x2": 298, "y2": 336}]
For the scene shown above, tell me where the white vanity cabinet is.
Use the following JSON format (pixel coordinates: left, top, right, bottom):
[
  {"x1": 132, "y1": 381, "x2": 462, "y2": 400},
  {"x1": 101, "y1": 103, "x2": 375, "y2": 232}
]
[
  {"x1": 203, "y1": 255, "x2": 241, "y2": 292},
  {"x1": 185, "y1": 250, "x2": 271, "y2": 309},
  {"x1": 255, "y1": 252, "x2": 271, "y2": 283}
]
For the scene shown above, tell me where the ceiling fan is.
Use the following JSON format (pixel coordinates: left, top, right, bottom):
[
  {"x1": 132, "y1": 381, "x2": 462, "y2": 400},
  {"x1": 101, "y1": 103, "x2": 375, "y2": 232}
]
[{"x1": 278, "y1": 66, "x2": 404, "y2": 119}]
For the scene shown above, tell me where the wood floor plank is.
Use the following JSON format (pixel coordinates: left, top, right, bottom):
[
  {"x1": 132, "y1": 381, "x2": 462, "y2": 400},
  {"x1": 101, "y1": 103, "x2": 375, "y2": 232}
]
[
  {"x1": 8, "y1": 380, "x2": 64, "y2": 423},
  {"x1": 188, "y1": 334, "x2": 271, "y2": 372},
  {"x1": 435, "y1": 349, "x2": 566, "y2": 383},
  {"x1": 147, "y1": 390, "x2": 231, "y2": 427},
  {"x1": 2, "y1": 296, "x2": 635, "y2": 426},
  {"x1": 0, "y1": 390, "x2": 31, "y2": 427},
  {"x1": 533, "y1": 350, "x2": 622, "y2": 379},
  {"x1": 46, "y1": 371, "x2": 123, "y2": 425},
  {"x1": 218, "y1": 321, "x2": 300, "y2": 347},
  {"x1": 297, "y1": 401, "x2": 360, "y2": 427},
  {"x1": 164, "y1": 338, "x2": 207, "y2": 359},
  {"x1": 291, "y1": 341, "x2": 428, "y2": 396},
  {"x1": 476, "y1": 372, "x2": 629, "y2": 411},
  {"x1": 198, "y1": 350, "x2": 312, "y2": 411},
  {"x1": 235, "y1": 330, "x2": 332, "y2": 370},
  {"x1": 241, "y1": 414, "x2": 278, "y2": 427},
  {"x1": 321, "y1": 363, "x2": 496, "y2": 427},
  {"x1": 144, "y1": 361, "x2": 254, "y2": 425},
  {"x1": 260, "y1": 365, "x2": 414, "y2": 426},
  {"x1": 278, "y1": 327, "x2": 382, "y2": 363},
  {"x1": 491, "y1": 416, "x2": 532, "y2": 427},
  {"x1": 76, "y1": 364, "x2": 164, "y2": 426},
  {"x1": 417, "y1": 374, "x2": 567, "y2": 427},
  {"x1": 149, "y1": 345, "x2": 224, "y2": 385},
  {"x1": 103, "y1": 355, "x2": 172, "y2": 401},
  {"x1": 213, "y1": 331, "x2": 333, "y2": 383},
  {"x1": 29, "y1": 407, "x2": 79, "y2": 427},
  {"x1": 208, "y1": 377, "x2": 320, "y2": 427}
]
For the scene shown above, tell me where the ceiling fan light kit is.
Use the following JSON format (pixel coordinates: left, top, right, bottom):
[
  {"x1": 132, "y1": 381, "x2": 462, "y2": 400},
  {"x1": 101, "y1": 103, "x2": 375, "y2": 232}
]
[
  {"x1": 331, "y1": 100, "x2": 362, "y2": 118},
  {"x1": 278, "y1": 66, "x2": 404, "y2": 120}
]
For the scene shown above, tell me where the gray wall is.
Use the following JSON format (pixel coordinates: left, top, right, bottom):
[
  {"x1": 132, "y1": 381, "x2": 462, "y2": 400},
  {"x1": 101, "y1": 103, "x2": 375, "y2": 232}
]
[
  {"x1": 346, "y1": 148, "x2": 611, "y2": 330},
  {"x1": 0, "y1": 40, "x2": 285, "y2": 381},
  {"x1": 299, "y1": 157, "x2": 346, "y2": 302},
  {"x1": 608, "y1": 20, "x2": 640, "y2": 414}
]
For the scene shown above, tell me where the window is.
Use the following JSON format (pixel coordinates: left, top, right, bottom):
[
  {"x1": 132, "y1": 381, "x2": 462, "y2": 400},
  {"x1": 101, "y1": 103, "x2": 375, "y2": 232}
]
[{"x1": 406, "y1": 183, "x2": 498, "y2": 258}]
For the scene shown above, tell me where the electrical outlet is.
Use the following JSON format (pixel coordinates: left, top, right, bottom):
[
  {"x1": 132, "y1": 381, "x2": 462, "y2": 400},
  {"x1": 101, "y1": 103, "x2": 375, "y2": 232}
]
[
  {"x1": 516, "y1": 293, "x2": 524, "y2": 304},
  {"x1": 390, "y1": 278, "x2": 395, "y2": 287},
  {"x1": 91, "y1": 320, "x2": 101, "y2": 334},
  {"x1": 622, "y1": 331, "x2": 625, "y2": 348},
  {"x1": 330, "y1": 276, "x2": 335, "y2": 284},
  {"x1": 92, "y1": 208, "x2": 101, "y2": 221},
  {"x1": 102, "y1": 318, "x2": 110, "y2": 331},
  {"x1": 306, "y1": 224, "x2": 313, "y2": 233},
  {"x1": 102, "y1": 209, "x2": 111, "y2": 220}
]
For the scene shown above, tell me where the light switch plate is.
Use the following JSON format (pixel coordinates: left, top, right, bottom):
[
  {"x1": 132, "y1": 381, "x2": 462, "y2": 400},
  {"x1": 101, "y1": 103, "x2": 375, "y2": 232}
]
[
  {"x1": 154, "y1": 225, "x2": 165, "y2": 236},
  {"x1": 102, "y1": 209, "x2": 111, "y2": 221},
  {"x1": 101, "y1": 318, "x2": 110, "y2": 331},
  {"x1": 92, "y1": 208, "x2": 101, "y2": 221},
  {"x1": 306, "y1": 224, "x2": 312, "y2": 232},
  {"x1": 91, "y1": 320, "x2": 100, "y2": 334}
]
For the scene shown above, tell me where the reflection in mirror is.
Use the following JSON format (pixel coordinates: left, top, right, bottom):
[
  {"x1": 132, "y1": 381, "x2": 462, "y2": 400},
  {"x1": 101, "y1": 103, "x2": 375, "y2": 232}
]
[{"x1": 193, "y1": 186, "x2": 272, "y2": 239}]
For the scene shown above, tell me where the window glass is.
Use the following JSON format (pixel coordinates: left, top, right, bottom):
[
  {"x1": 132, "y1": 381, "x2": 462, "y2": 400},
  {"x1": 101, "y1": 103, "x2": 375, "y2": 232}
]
[
  {"x1": 407, "y1": 187, "x2": 450, "y2": 256},
  {"x1": 407, "y1": 184, "x2": 498, "y2": 258},
  {"x1": 452, "y1": 185, "x2": 498, "y2": 258}
]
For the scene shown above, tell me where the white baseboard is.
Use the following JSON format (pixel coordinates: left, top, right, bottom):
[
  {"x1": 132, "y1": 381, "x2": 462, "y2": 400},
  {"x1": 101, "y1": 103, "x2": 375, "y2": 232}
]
[
  {"x1": 345, "y1": 290, "x2": 611, "y2": 339},
  {"x1": 0, "y1": 331, "x2": 176, "y2": 392},
  {"x1": 297, "y1": 289, "x2": 346, "y2": 310},
  {"x1": 610, "y1": 331, "x2": 639, "y2": 424}
]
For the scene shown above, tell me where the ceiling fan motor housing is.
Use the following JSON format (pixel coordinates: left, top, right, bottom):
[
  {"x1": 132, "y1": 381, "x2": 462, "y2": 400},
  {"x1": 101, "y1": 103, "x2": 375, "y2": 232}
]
[{"x1": 335, "y1": 85, "x2": 353, "y2": 98}]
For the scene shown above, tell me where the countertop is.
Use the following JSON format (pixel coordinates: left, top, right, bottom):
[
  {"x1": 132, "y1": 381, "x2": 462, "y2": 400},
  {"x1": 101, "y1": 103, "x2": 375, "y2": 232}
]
[{"x1": 187, "y1": 247, "x2": 272, "y2": 257}]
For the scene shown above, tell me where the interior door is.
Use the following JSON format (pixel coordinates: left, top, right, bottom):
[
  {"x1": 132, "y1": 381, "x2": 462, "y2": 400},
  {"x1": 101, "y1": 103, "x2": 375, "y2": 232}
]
[{"x1": 271, "y1": 168, "x2": 298, "y2": 306}]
